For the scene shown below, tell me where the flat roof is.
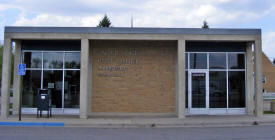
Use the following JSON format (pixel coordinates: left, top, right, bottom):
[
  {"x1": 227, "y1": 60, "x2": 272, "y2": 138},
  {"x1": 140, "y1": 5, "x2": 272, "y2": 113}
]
[{"x1": 5, "y1": 26, "x2": 261, "y2": 35}]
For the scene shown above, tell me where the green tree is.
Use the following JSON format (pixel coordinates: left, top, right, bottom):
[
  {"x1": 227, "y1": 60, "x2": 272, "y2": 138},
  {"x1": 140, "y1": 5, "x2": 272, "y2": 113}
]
[
  {"x1": 97, "y1": 14, "x2": 112, "y2": 27},
  {"x1": 202, "y1": 20, "x2": 209, "y2": 29}
]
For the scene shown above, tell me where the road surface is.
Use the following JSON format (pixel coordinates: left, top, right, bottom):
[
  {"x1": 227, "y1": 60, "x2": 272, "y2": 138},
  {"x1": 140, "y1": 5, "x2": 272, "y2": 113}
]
[{"x1": 0, "y1": 125, "x2": 275, "y2": 140}]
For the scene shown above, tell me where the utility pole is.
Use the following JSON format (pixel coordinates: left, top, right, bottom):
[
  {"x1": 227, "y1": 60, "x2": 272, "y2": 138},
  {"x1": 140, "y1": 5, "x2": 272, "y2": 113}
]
[{"x1": 131, "y1": 14, "x2": 133, "y2": 28}]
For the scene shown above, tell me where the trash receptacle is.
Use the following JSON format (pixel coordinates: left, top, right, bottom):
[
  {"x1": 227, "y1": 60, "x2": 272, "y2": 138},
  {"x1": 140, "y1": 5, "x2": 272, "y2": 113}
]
[{"x1": 37, "y1": 89, "x2": 52, "y2": 118}]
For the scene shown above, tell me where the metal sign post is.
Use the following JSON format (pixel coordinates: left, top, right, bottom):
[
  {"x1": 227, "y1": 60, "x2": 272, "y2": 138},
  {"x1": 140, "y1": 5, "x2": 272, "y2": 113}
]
[{"x1": 18, "y1": 64, "x2": 26, "y2": 121}]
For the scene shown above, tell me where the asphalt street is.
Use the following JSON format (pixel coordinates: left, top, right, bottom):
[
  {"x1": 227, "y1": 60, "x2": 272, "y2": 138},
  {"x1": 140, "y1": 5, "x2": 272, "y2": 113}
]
[{"x1": 1, "y1": 125, "x2": 275, "y2": 140}]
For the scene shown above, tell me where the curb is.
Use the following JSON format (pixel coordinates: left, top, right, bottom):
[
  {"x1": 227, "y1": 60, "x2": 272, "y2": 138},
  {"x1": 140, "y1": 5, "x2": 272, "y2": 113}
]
[
  {"x1": 0, "y1": 122, "x2": 65, "y2": 127},
  {"x1": 1, "y1": 118, "x2": 275, "y2": 128},
  {"x1": 63, "y1": 121, "x2": 275, "y2": 128}
]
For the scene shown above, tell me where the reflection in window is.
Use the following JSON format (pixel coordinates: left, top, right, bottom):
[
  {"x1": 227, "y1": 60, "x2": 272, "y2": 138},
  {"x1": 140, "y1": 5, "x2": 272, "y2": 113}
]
[
  {"x1": 228, "y1": 53, "x2": 245, "y2": 69},
  {"x1": 190, "y1": 53, "x2": 207, "y2": 69},
  {"x1": 43, "y1": 70, "x2": 63, "y2": 108},
  {"x1": 209, "y1": 71, "x2": 227, "y2": 108},
  {"x1": 185, "y1": 54, "x2": 188, "y2": 69},
  {"x1": 22, "y1": 70, "x2": 41, "y2": 107},
  {"x1": 22, "y1": 51, "x2": 81, "y2": 109},
  {"x1": 192, "y1": 73, "x2": 206, "y2": 108},
  {"x1": 24, "y1": 52, "x2": 42, "y2": 68},
  {"x1": 43, "y1": 52, "x2": 63, "y2": 69},
  {"x1": 64, "y1": 71, "x2": 80, "y2": 108},
  {"x1": 65, "y1": 53, "x2": 80, "y2": 69},
  {"x1": 229, "y1": 71, "x2": 245, "y2": 108},
  {"x1": 209, "y1": 53, "x2": 226, "y2": 69}
]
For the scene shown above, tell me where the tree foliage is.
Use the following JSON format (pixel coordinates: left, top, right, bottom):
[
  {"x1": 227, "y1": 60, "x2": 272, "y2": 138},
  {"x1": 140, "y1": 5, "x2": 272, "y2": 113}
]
[
  {"x1": 97, "y1": 14, "x2": 112, "y2": 27},
  {"x1": 202, "y1": 20, "x2": 209, "y2": 29}
]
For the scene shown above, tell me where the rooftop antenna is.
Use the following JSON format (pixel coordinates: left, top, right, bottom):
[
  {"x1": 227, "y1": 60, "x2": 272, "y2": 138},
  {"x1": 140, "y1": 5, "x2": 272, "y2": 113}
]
[{"x1": 131, "y1": 13, "x2": 133, "y2": 28}]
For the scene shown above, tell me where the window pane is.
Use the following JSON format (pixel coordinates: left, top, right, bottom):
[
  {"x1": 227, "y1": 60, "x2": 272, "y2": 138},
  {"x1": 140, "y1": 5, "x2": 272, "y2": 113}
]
[
  {"x1": 64, "y1": 71, "x2": 80, "y2": 108},
  {"x1": 209, "y1": 71, "x2": 227, "y2": 108},
  {"x1": 43, "y1": 52, "x2": 63, "y2": 69},
  {"x1": 185, "y1": 54, "x2": 188, "y2": 69},
  {"x1": 22, "y1": 70, "x2": 41, "y2": 107},
  {"x1": 43, "y1": 70, "x2": 63, "y2": 108},
  {"x1": 229, "y1": 71, "x2": 245, "y2": 108},
  {"x1": 209, "y1": 53, "x2": 226, "y2": 69},
  {"x1": 190, "y1": 53, "x2": 207, "y2": 69},
  {"x1": 186, "y1": 71, "x2": 188, "y2": 108},
  {"x1": 24, "y1": 52, "x2": 42, "y2": 68},
  {"x1": 192, "y1": 73, "x2": 206, "y2": 108},
  {"x1": 228, "y1": 53, "x2": 245, "y2": 69},
  {"x1": 65, "y1": 52, "x2": 80, "y2": 69}
]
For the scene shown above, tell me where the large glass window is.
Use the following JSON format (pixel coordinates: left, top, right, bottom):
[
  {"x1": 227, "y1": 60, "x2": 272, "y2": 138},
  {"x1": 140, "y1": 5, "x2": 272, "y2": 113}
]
[
  {"x1": 22, "y1": 51, "x2": 80, "y2": 110},
  {"x1": 228, "y1": 71, "x2": 245, "y2": 108},
  {"x1": 24, "y1": 52, "x2": 42, "y2": 68},
  {"x1": 190, "y1": 53, "x2": 207, "y2": 69},
  {"x1": 209, "y1": 71, "x2": 227, "y2": 108},
  {"x1": 65, "y1": 52, "x2": 80, "y2": 69},
  {"x1": 228, "y1": 53, "x2": 245, "y2": 69},
  {"x1": 64, "y1": 71, "x2": 80, "y2": 108},
  {"x1": 186, "y1": 52, "x2": 246, "y2": 110},
  {"x1": 209, "y1": 53, "x2": 226, "y2": 69},
  {"x1": 22, "y1": 70, "x2": 41, "y2": 107},
  {"x1": 43, "y1": 52, "x2": 63, "y2": 69}
]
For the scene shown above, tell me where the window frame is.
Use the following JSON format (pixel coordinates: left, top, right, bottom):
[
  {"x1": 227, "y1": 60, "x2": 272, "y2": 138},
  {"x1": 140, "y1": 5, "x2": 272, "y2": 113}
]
[
  {"x1": 21, "y1": 50, "x2": 81, "y2": 109},
  {"x1": 185, "y1": 52, "x2": 246, "y2": 109}
]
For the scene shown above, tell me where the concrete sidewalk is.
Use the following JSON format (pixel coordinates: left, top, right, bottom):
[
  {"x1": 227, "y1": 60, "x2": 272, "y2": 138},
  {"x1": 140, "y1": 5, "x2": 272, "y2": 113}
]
[{"x1": 1, "y1": 114, "x2": 275, "y2": 128}]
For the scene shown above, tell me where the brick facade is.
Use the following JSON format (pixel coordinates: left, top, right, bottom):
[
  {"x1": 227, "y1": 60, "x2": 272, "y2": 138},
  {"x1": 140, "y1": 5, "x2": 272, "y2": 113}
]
[
  {"x1": 262, "y1": 53, "x2": 275, "y2": 93},
  {"x1": 91, "y1": 40, "x2": 176, "y2": 113}
]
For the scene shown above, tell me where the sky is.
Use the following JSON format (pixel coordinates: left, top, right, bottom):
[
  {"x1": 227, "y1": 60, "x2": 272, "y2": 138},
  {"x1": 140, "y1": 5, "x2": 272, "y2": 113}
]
[{"x1": 0, "y1": 0, "x2": 275, "y2": 60}]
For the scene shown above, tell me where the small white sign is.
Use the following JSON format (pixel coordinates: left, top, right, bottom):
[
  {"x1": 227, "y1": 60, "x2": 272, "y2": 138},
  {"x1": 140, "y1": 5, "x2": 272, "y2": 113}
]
[{"x1": 41, "y1": 95, "x2": 46, "y2": 99}]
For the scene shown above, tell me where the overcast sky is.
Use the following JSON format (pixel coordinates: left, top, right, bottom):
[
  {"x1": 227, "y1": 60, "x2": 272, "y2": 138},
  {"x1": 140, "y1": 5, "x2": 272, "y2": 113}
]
[{"x1": 0, "y1": 0, "x2": 275, "y2": 60}]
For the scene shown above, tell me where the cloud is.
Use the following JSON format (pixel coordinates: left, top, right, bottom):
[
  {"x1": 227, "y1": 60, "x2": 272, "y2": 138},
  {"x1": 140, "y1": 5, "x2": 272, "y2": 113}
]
[
  {"x1": 0, "y1": 4, "x2": 17, "y2": 11},
  {"x1": 123, "y1": 0, "x2": 270, "y2": 28},
  {"x1": 13, "y1": 14, "x2": 102, "y2": 27},
  {"x1": 0, "y1": 0, "x2": 138, "y2": 16},
  {"x1": 1, "y1": 0, "x2": 275, "y2": 52},
  {"x1": 263, "y1": 32, "x2": 275, "y2": 60},
  {"x1": 3, "y1": 0, "x2": 275, "y2": 28}
]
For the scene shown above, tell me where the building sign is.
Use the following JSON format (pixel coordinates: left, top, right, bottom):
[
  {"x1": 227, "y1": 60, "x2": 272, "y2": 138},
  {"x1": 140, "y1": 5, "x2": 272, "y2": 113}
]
[
  {"x1": 92, "y1": 40, "x2": 177, "y2": 113},
  {"x1": 18, "y1": 64, "x2": 26, "y2": 75},
  {"x1": 95, "y1": 48, "x2": 138, "y2": 77}
]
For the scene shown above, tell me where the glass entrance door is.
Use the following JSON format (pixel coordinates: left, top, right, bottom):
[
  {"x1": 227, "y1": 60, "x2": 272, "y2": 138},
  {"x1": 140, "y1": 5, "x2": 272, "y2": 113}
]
[{"x1": 188, "y1": 71, "x2": 209, "y2": 114}]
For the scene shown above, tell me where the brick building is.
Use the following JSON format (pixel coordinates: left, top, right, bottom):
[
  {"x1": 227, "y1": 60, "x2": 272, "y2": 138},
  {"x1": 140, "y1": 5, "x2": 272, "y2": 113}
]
[
  {"x1": 262, "y1": 53, "x2": 275, "y2": 94},
  {"x1": 1, "y1": 27, "x2": 263, "y2": 119}
]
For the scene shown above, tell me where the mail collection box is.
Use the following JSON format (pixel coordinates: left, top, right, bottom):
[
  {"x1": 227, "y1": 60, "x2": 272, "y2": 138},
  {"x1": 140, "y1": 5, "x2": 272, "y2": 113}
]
[{"x1": 37, "y1": 89, "x2": 52, "y2": 118}]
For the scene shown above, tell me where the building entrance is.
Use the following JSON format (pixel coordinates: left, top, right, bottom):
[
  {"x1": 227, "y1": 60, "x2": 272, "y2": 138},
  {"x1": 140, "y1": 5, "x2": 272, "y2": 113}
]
[
  {"x1": 185, "y1": 50, "x2": 246, "y2": 115},
  {"x1": 188, "y1": 71, "x2": 209, "y2": 114}
]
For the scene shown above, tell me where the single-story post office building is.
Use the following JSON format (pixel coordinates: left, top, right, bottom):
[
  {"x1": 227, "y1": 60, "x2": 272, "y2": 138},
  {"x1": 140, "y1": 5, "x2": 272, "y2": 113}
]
[{"x1": 1, "y1": 27, "x2": 263, "y2": 119}]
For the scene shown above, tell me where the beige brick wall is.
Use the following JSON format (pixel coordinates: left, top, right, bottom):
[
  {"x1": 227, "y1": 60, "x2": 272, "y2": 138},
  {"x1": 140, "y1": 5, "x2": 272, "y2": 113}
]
[{"x1": 91, "y1": 40, "x2": 176, "y2": 113}]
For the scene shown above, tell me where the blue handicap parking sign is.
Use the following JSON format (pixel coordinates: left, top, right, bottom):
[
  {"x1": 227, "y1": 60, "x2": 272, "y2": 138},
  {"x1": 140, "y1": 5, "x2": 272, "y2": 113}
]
[{"x1": 18, "y1": 64, "x2": 26, "y2": 75}]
